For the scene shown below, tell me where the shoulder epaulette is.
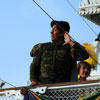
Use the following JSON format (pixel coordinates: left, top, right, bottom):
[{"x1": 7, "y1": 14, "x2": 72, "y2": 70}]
[{"x1": 30, "y1": 42, "x2": 51, "y2": 57}]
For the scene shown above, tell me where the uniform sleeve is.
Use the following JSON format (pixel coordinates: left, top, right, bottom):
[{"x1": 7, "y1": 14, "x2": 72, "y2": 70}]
[
  {"x1": 30, "y1": 56, "x2": 41, "y2": 82},
  {"x1": 30, "y1": 43, "x2": 42, "y2": 81},
  {"x1": 71, "y1": 42, "x2": 89, "y2": 61}
]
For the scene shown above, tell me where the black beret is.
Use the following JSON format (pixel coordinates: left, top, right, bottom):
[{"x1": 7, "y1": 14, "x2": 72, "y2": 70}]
[{"x1": 51, "y1": 20, "x2": 70, "y2": 32}]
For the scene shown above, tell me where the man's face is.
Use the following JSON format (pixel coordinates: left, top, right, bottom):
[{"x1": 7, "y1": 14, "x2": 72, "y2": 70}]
[{"x1": 51, "y1": 25, "x2": 63, "y2": 42}]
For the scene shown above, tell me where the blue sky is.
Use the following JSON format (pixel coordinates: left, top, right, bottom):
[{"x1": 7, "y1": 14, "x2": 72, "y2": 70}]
[{"x1": 0, "y1": 0, "x2": 100, "y2": 88}]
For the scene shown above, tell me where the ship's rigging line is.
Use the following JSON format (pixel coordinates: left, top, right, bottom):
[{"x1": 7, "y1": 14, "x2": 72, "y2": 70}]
[
  {"x1": 32, "y1": 0, "x2": 100, "y2": 66},
  {"x1": 65, "y1": 0, "x2": 98, "y2": 36},
  {"x1": 1, "y1": 79, "x2": 16, "y2": 87}
]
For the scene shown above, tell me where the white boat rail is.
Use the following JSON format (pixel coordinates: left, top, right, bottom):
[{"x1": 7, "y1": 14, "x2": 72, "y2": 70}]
[{"x1": 0, "y1": 80, "x2": 100, "y2": 100}]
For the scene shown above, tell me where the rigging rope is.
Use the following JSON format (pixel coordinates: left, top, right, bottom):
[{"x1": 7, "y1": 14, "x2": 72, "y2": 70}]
[
  {"x1": 32, "y1": 0, "x2": 54, "y2": 20},
  {"x1": 65, "y1": 0, "x2": 98, "y2": 36},
  {"x1": 1, "y1": 79, "x2": 16, "y2": 87}
]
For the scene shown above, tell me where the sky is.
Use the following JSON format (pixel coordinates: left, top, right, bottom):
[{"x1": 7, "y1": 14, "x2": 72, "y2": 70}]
[{"x1": 0, "y1": 0, "x2": 100, "y2": 88}]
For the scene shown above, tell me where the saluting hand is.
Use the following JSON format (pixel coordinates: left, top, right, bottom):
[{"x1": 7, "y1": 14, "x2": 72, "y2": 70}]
[{"x1": 63, "y1": 32, "x2": 75, "y2": 46}]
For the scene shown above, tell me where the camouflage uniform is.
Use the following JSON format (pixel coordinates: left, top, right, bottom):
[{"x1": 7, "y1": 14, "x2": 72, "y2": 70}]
[{"x1": 30, "y1": 41, "x2": 89, "y2": 84}]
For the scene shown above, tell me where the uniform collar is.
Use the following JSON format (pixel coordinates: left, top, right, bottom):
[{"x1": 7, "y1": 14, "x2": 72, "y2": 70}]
[{"x1": 52, "y1": 40, "x2": 65, "y2": 46}]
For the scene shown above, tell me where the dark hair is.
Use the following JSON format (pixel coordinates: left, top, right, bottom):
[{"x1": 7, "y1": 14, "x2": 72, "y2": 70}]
[
  {"x1": 51, "y1": 20, "x2": 70, "y2": 33},
  {"x1": 77, "y1": 61, "x2": 91, "y2": 76}
]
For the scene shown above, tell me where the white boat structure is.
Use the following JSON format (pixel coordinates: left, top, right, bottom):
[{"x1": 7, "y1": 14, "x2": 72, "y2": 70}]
[
  {"x1": 0, "y1": 0, "x2": 100, "y2": 100},
  {"x1": 79, "y1": 0, "x2": 100, "y2": 26}
]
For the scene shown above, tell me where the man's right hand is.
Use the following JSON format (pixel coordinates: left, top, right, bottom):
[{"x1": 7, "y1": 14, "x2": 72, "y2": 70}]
[{"x1": 30, "y1": 80, "x2": 41, "y2": 86}]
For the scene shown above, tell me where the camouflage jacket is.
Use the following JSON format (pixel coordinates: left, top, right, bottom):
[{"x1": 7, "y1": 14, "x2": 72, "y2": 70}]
[{"x1": 30, "y1": 41, "x2": 89, "y2": 84}]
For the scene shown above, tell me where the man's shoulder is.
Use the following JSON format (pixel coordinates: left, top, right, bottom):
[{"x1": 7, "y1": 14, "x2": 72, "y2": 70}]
[
  {"x1": 34, "y1": 42, "x2": 52, "y2": 49},
  {"x1": 30, "y1": 42, "x2": 51, "y2": 57},
  {"x1": 41, "y1": 42, "x2": 52, "y2": 46}
]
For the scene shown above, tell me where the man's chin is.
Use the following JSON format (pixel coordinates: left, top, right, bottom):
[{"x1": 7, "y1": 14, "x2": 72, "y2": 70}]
[
  {"x1": 52, "y1": 40, "x2": 56, "y2": 43},
  {"x1": 52, "y1": 39, "x2": 54, "y2": 42}
]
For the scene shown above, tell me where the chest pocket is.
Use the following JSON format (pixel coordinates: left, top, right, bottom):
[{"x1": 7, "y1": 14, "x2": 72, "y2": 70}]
[
  {"x1": 56, "y1": 50, "x2": 66, "y2": 58},
  {"x1": 41, "y1": 46, "x2": 70, "y2": 65},
  {"x1": 41, "y1": 50, "x2": 55, "y2": 65}
]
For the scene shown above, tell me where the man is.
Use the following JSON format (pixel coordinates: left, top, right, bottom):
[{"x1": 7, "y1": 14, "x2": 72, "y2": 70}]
[{"x1": 30, "y1": 20, "x2": 89, "y2": 85}]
